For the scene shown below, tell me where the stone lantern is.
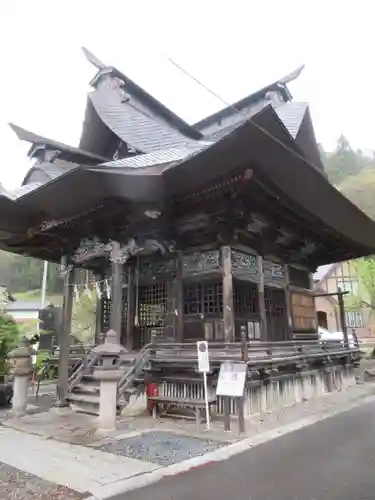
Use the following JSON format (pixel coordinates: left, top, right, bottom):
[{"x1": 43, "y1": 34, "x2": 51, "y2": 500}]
[
  {"x1": 92, "y1": 329, "x2": 126, "y2": 433},
  {"x1": 9, "y1": 336, "x2": 33, "y2": 417}
]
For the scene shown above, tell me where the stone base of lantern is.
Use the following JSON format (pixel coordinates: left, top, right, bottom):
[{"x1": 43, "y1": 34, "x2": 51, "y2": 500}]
[
  {"x1": 93, "y1": 368, "x2": 124, "y2": 434},
  {"x1": 12, "y1": 375, "x2": 30, "y2": 417}
]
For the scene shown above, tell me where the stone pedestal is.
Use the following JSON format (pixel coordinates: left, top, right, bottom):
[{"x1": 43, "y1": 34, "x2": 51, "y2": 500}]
[
  {"x1": 92, "y1": 329, "x2": 126, "y2": 433},
  {"x1": 9, "y1": 337, "x2": 33, "y2": 417}
]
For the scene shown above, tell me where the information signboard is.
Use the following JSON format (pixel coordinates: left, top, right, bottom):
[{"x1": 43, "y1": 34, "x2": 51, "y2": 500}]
[
  {"x1": 216, "y1": 362, "x2": 247, "y2": 398},
  {"x1": 197, "y1": 340, "x2": 210, "y2": 373},
  {"x1": 196, "y1": 341, "x2": 211, "y2": 430}
]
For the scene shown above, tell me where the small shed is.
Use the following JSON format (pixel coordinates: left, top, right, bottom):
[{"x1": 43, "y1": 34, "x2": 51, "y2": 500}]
[{"x1": 4, "y1": 300, "x2": 50, "y2": 323}]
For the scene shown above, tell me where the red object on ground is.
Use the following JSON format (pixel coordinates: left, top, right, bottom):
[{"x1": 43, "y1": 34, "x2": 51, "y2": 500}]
[{"x1": 146, "y1": 381, "x2": 159, "y2": 412}]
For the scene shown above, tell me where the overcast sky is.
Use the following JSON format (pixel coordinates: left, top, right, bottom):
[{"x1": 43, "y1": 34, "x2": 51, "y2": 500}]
[{"x1": 0, "y1": 1, "x2": 373, "y2": 189}]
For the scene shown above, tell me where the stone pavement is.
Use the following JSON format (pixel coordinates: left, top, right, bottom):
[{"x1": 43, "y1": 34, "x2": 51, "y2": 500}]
[{"x1": 0, "y1": 382, "x2": 375, "y2": 499}]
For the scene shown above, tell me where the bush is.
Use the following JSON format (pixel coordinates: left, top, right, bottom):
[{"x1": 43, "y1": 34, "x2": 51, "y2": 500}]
[{"x1": 0, "y1": 312, "x2": 20, "y2": 380}]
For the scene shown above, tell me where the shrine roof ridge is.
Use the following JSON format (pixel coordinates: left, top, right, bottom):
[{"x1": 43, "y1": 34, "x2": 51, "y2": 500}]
[
  {"x1": 9, "y1": 123, "x2": 108, "y2": 163},
  {"x1": 82, "y1": 47, "x2": 203, "y2": 142},
  {"x1": 193, "y1": 66, "x2": 305, "y2": 130}
]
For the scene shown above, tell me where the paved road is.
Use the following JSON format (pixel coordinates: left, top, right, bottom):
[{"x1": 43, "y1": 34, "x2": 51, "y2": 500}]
[{"x1": 113, "y1": 401, "x2": 375, "y2": 500}]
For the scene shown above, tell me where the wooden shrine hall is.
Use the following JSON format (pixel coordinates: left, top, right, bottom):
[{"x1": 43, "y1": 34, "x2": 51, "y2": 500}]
[
  {"x1": 0, "y1": 49, "x2": 374, "y2": 415},
  {"x1": 2, "y1": 49, "x2": 375, "y2": 349}
]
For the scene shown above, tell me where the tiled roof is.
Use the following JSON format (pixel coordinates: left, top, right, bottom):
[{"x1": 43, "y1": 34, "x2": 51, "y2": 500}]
[
  {"x1": 89, "y1": 87, "x2": 203, "y2": 154},
  {"x1": 275, "y1": 102, "x2": 308, "y2": 139},
  {"x1": 35, "y1": 162, "x2": 78, "y2": 180},
  {"x1": 101, "y1": 144, "x2": 209, "y2": 169},
  {"x1": 9, "y1": 123, "x2": 107, "y2": 163},
  {"x1": 193, "y1": 65, "x2": 304, "y2": 130},
  {"x1": 0, "y1": 182, "x2": 44, "y2": 201},
  {"x1": 203, "y1": 102, "x2": 308, "y2": 142}
]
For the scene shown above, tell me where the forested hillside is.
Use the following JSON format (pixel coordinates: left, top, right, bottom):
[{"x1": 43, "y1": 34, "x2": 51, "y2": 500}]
[
  {"x1": 0, "y1": 251, "x2": 62, "y2": 296},
  {"x1": 0, "y1": 134, "x2": 374, "y2": 295},
  {"x1": 323, "y1": 135, "x2": 375, "y2": 219}
]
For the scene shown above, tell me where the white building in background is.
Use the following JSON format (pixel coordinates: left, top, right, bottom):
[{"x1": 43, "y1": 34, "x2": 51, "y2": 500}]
[{"x1": 3, "y1": 300, "x2": 46, "y2": 323}]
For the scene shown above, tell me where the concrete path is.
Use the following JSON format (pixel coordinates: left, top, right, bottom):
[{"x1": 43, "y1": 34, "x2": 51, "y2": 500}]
[
  {"x1": 110, "y1": 399, "x2": 375, "y2": 500},
  {"x1": 0, "y1": 427, "x2": 158, "y2": 497},
  {"x1": 1, "y1": 383, "x2": 375, "y2": 499}
]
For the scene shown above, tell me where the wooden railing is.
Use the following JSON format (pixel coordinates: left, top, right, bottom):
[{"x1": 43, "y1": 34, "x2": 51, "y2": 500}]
[
  {"x1": 63, "y1": 338, "x2": 360, "y2": 403},
  {"x1": 117, "y1": 344, "x2": 151, "y2": 401},
  {"x1": 146, "y1": 339, "x2": 360, "y2": 370},
  {"x1": 68, "y1": 351, "x2": 101, "y2": 392}
]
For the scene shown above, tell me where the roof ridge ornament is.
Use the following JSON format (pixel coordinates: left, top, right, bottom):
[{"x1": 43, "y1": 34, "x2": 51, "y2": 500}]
[
  {"x1": 81, "y1": 47, "x2": 106, "y2": 70},
  {"x1": 277, "y1": 65, "x2": 305, "y2": 85}
]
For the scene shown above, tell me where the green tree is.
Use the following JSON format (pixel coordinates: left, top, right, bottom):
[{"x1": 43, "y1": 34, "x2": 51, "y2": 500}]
[
  {"x1": 0, "y1": 303, "x2": 20, "y2": 379},
  {"x1": 339, "y1": 168, "x2": 375, "y2": 220},
  {"x1": 345, "y1": 257, "x2": 375, "y2": 321},
  {"x1": 324, "y1": 135, "x2": 363, "y2": 185}
]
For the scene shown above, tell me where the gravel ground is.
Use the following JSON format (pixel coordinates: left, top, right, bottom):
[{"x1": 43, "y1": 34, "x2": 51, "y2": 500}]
[
  {"x1": 99, "y1": 430, "x2": 225, "y2": 466},
  {"x1": 0, "y1": 462, "x2": 87, "y2": 499}
]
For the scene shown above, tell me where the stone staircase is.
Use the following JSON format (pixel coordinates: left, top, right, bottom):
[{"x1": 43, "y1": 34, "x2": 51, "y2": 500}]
[{"x1": 67, "y1": 351, "x2": 148, "y2": 415}]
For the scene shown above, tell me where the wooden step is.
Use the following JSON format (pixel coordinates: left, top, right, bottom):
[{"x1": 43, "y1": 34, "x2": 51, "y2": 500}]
[{"x1": 72, "y1": 381, "x2": 100, "y2": 395}]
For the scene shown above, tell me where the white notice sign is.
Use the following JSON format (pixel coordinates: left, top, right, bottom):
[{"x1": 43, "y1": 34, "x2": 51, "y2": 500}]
[
  {"x1": 216, "y1": 362, "x2": 247, "y2": 397},
  {"x1": 197, "y1": 341, "x2": 210, "y2": 373}
]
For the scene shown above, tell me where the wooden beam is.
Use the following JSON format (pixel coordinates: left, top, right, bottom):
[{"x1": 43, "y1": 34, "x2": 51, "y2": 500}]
[
  {"x1": 257, "y1": 255, "x2": 268, "y2": 341},
  {"x1": 56, "y1": 264, "x2": 75, "y2": 407},
  {"x1": 221, "y1": 246, "x2": 235, "y2": 342}
]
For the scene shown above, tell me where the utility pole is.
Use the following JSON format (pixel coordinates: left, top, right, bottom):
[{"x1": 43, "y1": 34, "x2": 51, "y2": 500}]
[
  {"x1": 41, "y1": 260, "x2": 48, "y2": 308},
  {"x1": 315, "y1": 289, "x2": 349, "y2": 348}
]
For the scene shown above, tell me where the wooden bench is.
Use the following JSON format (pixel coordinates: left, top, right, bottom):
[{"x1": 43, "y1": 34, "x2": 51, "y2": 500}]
[{"x1": 148, "y1": 395, "x2": 217, "y2": 430}]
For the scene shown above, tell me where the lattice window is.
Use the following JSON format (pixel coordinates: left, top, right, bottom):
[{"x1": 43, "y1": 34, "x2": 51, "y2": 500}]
[
  {"x1": 346, "y1": 310, "x2": 363, "y2": 328},
  {"x1": 337, "y1": 278, "x2": 358, "y2": 294},
  {"x1": 264, "y1": 288, "x2": 285, "y2": 313},
  {"x1": 184, "y1": 284, "x2": 201, "y2": 315},
  {"x1": 234, "y1": 282, "x2": 259, "y2": 316},
  {"x1": 138, "y1": 283, "x2": 167, "y2": 327},
  {"x1": 183, "y1": 281, "x2": 223, "y2": 316}
]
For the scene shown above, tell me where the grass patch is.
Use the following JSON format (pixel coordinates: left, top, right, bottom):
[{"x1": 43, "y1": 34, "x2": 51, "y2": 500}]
[
  {"x1": 13, "y1": 290, "x2": 41, "y2": 301},
  {"x1": 12, "y1": 291, "x2": 62, "y2": 306}
]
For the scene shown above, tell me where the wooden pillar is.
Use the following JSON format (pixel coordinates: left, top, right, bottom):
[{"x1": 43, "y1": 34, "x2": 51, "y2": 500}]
[
  {"x1": 257, "y1": 256, "x2": 268, "y2": 341},
  {"x1": 284, "y1": 265, "x2": 293, "y2": 340},
  {"x1": 162, "y1": 254, "x2": 184, "y2": 343},
  {"x1": 109, "y1": 242, "x2": 123, "y2": 344},
  {"x1": 94, "y1": 274, "x2": 104, "y2": 345},
  {"x1": 221, "y1": 246, "x2": 235, "y2": 343},
  {"x1": 338, "y1": 287, "x2": 349, "y2": 348},
  {"x1": 176, "y1": 252, "x2": 184, "y2": 342},
  {"x1": 56, "y1": 265, "x2": 74, "y2": 407},
  {"x1": 125, "y1": 265, "x2": 135, "y2": 351}
]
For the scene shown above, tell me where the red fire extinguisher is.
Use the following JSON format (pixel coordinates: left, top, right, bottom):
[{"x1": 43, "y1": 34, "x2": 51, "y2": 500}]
[{"x1": 146, "y1": 380, "x2": 159, "y2": 413}]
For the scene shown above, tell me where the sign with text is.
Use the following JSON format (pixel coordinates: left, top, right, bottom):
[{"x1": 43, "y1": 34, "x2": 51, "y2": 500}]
[
  {"x1": 197, "y1": 341, "x2": 210, "y2": 373},
  {"x1": 216, "y1": 362, "x2": 247, "y2": 397}
]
